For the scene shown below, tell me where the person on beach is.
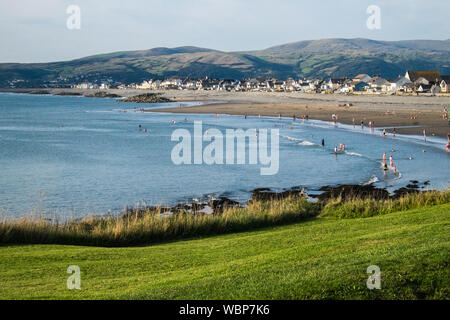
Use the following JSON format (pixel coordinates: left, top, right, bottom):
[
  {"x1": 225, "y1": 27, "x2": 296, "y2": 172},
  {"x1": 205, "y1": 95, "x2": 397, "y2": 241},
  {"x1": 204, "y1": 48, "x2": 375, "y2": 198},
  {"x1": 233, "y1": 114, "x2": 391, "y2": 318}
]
[
  {"x1": 393, "y1": 128, "x2": 397, "y2": 137},
  {"x1": 293, "y1": 115, "x2": 296, "y2": 121},
  {"x1": 361, "y1": 120, "x2": 364, "y2": 129},
  {"x1": 352, "y1": 118, "x2": 355, "y2": 128}
]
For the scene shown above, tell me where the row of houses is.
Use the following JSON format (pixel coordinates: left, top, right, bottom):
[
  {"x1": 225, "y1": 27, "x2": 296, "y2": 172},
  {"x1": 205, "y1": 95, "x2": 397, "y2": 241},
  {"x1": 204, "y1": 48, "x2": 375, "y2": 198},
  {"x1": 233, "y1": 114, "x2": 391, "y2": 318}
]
[{"x1": 73, "y1": 70, "x2": 450, "y2": 94}]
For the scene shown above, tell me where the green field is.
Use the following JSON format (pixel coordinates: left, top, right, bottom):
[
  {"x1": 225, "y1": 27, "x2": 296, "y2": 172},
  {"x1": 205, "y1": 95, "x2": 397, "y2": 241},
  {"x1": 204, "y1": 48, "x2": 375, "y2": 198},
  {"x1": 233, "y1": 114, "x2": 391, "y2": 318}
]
[{"x1": 0, "y1": 203, "x2": 448, "y2": 300}]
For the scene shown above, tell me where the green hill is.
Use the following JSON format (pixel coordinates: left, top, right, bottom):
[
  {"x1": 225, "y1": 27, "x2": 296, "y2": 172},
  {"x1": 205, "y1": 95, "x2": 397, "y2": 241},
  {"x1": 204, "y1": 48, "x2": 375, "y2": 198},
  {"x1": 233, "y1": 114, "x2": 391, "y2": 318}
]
[
  {"x1": 1, "y1": 38, "x2": 450, "y2": 87},
  {"x1": 1, "y1": 203, "x2": 448, "y2": 300}
]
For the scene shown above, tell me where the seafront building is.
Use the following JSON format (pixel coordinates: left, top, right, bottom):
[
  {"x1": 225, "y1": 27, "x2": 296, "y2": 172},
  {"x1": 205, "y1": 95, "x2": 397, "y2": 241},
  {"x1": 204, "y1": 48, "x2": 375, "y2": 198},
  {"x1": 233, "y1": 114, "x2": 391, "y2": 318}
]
[{"x1": 71, "y1": 70, "x2": 449, "y2": 95}]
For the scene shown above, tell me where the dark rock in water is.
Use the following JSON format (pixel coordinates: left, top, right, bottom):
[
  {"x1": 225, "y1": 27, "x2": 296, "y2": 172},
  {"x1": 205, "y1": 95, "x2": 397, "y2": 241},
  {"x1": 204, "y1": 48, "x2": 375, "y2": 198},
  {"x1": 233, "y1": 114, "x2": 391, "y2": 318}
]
[
  {"x1": 120, "y1": 93, "x2": 173, "y2": 104},
  {"x1": 30, "y1": 90, "x2": 50, "y2": 95},
  {"x1": 314, "y1": 184, "x2": 390, "y2": 201},
  {"x1": 209, "y1": 197, "x2": 240, "y2": 213},
  {"x1": 251, "y1": 187, "x2": 306, "y2": 202},
  {"x1": 84, "y1": 91, "x2": 120, "y2": 98},
  {"x1": 54, "y1": 92, "x2": 82, "y2": 96}
]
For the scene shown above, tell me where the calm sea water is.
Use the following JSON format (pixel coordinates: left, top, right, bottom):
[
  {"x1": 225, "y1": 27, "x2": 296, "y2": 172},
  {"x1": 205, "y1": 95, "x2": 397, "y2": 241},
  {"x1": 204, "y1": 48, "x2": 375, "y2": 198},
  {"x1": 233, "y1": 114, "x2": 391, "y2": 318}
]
[{"x1": 0, "y1": 93, "x2": 449, "y2": 217}]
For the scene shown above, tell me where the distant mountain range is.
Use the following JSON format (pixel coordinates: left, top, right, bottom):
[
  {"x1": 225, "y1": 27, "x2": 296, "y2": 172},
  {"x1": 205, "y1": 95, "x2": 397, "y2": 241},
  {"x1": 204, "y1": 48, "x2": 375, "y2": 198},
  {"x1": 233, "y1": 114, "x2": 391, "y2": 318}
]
[{"x1": 1, "y1": 38, "x2": 450, "y2": 87}]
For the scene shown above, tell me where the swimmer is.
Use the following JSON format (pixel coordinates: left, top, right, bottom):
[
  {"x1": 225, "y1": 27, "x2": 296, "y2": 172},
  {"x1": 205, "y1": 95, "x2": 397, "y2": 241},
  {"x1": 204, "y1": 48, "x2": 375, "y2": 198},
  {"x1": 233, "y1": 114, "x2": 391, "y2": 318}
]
[
  {"x1": 391, "y1": 149, "x2": 396, "y2": 153},
  {"x1": 409, "y1": 155, "x2": 414, "y2": 160}
]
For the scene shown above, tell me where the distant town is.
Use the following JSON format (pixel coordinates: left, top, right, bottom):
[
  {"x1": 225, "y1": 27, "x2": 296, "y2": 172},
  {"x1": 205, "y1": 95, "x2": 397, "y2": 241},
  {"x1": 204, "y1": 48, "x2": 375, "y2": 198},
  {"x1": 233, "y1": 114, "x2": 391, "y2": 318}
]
[
  {"x1": 65, "y1": 70, "x2": 450, "y2": 95},
  {"x1": 5, "y1": 70, "x2": 450, "y2": 96}
]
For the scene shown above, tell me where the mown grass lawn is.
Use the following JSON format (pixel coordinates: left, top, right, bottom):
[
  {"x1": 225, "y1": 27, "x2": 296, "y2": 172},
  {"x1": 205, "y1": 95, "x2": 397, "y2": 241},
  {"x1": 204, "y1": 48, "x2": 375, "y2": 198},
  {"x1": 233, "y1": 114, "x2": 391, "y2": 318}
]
[{"x1": 0, "y1": 204, "x2": 449, "y2": 300}]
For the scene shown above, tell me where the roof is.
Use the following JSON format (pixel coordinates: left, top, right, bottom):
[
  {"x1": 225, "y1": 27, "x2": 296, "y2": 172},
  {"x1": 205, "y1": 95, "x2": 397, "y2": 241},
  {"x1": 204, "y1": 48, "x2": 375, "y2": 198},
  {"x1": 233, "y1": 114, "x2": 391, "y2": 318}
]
[
  {"x1": 354, "y1": 74, "x2": 371, "y2": 80},
  {"x1": 406, "y1": 70, "x2": 441, "y2": 82}
]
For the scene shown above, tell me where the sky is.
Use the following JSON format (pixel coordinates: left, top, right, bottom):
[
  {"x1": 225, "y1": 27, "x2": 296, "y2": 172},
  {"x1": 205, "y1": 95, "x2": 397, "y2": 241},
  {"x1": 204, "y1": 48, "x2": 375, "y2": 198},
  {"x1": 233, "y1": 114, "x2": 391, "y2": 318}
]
[{"x1": 1, "y1": 0, "x2": 449, "y2": 63}]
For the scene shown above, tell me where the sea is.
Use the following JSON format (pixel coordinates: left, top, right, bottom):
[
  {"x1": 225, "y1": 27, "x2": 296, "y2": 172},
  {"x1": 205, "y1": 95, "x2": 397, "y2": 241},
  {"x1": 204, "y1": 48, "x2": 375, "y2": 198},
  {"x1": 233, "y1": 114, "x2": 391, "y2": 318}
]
[{"x1": 0, "y1": 93, "x2": 448, "y2": 218}]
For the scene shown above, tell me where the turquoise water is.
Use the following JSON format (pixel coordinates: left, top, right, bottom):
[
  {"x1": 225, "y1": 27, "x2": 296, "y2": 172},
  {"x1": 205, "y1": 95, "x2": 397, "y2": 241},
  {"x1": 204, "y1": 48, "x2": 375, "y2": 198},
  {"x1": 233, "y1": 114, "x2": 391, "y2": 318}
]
[{"x1": 0, "y1": 93, "x2": 448, "y2": 217}]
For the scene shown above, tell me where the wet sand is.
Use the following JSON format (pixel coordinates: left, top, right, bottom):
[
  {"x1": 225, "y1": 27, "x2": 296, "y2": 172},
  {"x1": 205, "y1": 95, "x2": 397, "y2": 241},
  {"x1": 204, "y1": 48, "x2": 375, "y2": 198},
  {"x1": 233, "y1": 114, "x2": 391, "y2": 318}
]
[{"x1": 153, "y1": 101, "x2": 450, "y2": 138}]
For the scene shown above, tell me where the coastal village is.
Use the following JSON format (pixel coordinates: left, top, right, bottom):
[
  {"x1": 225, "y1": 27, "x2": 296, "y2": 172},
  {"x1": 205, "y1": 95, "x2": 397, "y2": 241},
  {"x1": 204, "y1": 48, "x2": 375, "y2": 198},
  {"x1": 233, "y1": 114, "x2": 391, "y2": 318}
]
[{"x1": 72, "y1": 70, "x2": 450, "y2": 95}]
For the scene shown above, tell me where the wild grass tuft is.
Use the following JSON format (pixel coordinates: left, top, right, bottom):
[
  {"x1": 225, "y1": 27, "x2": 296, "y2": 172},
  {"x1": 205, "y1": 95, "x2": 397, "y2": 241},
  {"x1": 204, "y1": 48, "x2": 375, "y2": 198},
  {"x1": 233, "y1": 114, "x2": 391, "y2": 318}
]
[{"x1": 1, "y1": 190, "x2": 449, "y2": 247}]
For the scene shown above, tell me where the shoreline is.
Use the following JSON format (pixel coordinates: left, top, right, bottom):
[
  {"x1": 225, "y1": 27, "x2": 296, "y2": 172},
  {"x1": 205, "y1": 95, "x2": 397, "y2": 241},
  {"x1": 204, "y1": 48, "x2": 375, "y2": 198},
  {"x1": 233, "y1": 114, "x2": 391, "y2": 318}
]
[{"x1": 2, "y1": 88, "x2": 449, "y2": 138}]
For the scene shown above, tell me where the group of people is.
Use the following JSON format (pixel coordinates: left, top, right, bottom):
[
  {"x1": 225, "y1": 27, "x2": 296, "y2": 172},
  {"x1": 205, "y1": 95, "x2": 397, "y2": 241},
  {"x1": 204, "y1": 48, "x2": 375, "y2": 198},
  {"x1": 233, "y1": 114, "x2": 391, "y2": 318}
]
[
  {"x1": 382, "y1": 153, "x2": 397, "y2": 173},
  {"x1": 334, "y1": 143, "x2": 346, "y2": 155}
]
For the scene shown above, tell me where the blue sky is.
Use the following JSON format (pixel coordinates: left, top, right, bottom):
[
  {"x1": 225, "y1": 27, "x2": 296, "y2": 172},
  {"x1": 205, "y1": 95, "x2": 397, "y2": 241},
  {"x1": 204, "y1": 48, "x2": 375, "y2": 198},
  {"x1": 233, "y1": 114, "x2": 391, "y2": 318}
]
[{"x1": 1, "y1": 0, "x2": 449, "y2": 62}]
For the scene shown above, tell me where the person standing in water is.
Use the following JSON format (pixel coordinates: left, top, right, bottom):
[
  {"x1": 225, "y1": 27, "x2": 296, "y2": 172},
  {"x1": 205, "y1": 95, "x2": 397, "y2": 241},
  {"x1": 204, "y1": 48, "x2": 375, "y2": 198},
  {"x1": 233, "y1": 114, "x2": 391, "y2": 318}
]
[
  {"x1": 389, "y1": 155, "x2": 394, "y2": 168},
  {"x1": 423, "y1": 129, "x2": 427, "y2": 142},
  {"x1": 382, "y1": 153, "x2": 387, "y2": 164},
  {"x1": 447, "y1": 133, "x2": 450, "y2": 153},
  {"x1": 322, "y1": 139, "x2": 325, "y2": 147}
]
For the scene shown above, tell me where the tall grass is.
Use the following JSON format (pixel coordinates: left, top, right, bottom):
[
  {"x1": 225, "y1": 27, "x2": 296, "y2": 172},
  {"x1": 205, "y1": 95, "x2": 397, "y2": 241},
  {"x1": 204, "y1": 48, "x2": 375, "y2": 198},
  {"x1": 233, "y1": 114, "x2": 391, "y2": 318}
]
[
  {"x1": 321, "y1": 190, "x2": 450, "y2": 218},
  {"x1": 1, "y1": 190, "x2": 449, "y2": 247},
  {"x1": 0, "y1": 198, "x2": 320, "y2": 247}
]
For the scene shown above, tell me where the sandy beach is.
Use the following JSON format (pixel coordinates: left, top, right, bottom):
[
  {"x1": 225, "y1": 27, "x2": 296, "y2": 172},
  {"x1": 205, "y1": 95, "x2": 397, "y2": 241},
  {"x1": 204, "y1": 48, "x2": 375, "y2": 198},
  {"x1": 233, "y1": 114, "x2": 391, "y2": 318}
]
[{"x1": 150, "y1": 90, "x2": 450, "y2": 138}]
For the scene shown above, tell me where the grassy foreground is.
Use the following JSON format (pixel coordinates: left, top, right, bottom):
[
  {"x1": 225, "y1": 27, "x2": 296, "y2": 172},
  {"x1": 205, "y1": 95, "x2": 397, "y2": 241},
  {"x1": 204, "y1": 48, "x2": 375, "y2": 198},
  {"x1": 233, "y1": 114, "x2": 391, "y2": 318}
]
[{"x1": 0, "y1": 203, "x2": 448, "y2": 299}]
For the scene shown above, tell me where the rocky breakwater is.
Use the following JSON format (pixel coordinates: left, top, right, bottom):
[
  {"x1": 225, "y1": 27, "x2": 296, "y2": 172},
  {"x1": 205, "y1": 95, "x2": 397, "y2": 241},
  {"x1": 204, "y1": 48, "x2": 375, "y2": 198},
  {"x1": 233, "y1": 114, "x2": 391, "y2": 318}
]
[{"x1": 120, "y1": 93, "x2": 173, "y2": 104}]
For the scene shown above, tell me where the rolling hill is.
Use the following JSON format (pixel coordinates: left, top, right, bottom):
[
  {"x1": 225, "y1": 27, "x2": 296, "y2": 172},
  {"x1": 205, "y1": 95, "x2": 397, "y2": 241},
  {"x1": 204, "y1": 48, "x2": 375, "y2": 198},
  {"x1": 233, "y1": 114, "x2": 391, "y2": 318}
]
[{"x1": 1, "y1": 38, "x2": 450, "y2": 87}]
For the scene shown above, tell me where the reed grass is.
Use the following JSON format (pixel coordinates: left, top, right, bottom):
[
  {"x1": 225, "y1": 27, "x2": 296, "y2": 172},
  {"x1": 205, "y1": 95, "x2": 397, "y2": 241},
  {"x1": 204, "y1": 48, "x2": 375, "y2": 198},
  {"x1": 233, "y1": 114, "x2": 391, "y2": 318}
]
[
  {"x1": 1, "y1": 190, "x2": 448, "y2": 247},
  {"x1": 0, "y1": 197, "x2": 320, "y2": 247},
  {"x1": 321, "y1": 190, "x2": 450, "y2": 218}
]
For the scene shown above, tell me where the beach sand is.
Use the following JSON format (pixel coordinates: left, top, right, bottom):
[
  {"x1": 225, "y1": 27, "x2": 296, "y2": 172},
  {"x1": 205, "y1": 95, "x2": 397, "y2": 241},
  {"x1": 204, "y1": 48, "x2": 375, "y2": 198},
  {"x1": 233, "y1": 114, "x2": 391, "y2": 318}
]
[{"x1": 149, "y1": 91, "x2": 450, "y2": 138}]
